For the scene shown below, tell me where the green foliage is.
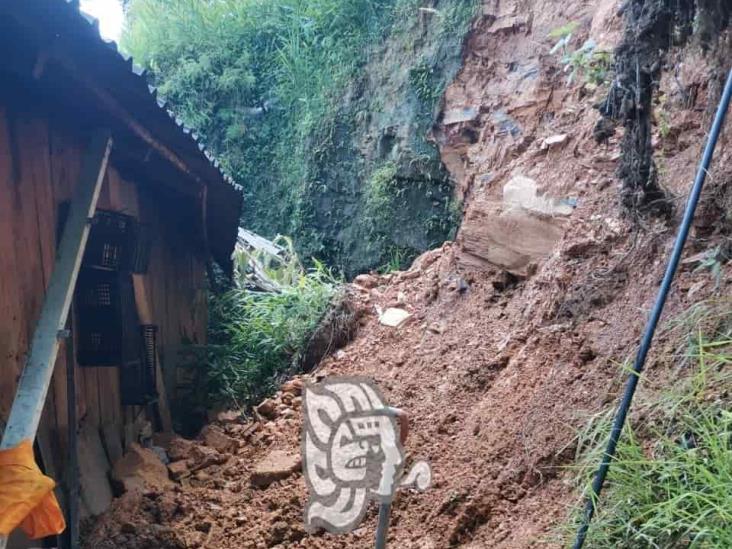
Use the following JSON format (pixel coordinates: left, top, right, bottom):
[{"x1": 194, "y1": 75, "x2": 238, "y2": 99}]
[
  {"x1": 364, "y1": 162, "x2": 400, "y2": 224},
  {"x1": 564, "y1": 302, "x2": 732, "y2": 547},
  {"x1": 123, "y1": 0, "x2": 478, "y2": 275},
  {"x1": 693, "y1": 245, "x2": 728, "y2": 289},
  {"x1": 377, "y1": 245, "x2": 414, "y2": 273},
  {"x1": 549, "y1": 30, "x2": 613, "y2": 86},
  {"x1": 410, "y1": 62, "x2": 443, "y2": 103},
  {"x1": 207, "y1": 259, "x2": 338, "y2": 407},
  {"x1": 548, "y1": 20, "x2": 580, "y2": 40}
]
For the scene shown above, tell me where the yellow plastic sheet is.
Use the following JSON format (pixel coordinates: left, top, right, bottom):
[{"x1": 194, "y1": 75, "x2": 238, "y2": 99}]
[{"x1": 0, "y1": 440, "x2": 66, "y2": 539}]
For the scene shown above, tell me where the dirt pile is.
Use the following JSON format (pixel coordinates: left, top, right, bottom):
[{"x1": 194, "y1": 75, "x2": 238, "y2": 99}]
[
  {"x1": 84, "y1": 0, "x2": 732, "y2": 547},
  {"x1": 84, "y1": 240, "x2": 730, "y2": 548}
]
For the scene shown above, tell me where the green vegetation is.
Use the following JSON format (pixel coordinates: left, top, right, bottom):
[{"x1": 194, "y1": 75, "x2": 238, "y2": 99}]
[
  {"x1": 548, "y1": 23, "x2": 613, "y2": 86},
  {"x1": 206, "y1": 250, "x2": 338, "y2": 407},
  {"x1": 124, "y1": 0, "x2": 479, "y2": 275},
  {"x1": 693, "y1": 246, "x2": 728, "y2": 290},
  {"x1": 565, "y1": 300, "x2": 732, "y2": 547},
  {"x1": 548, "y1": 20, "x2": 580, "y2": 40}
]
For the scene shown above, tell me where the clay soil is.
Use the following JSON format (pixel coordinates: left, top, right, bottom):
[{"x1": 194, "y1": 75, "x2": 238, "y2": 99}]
[{"x1": 84, "y1": 0, "x2": 732, "y2": 547}]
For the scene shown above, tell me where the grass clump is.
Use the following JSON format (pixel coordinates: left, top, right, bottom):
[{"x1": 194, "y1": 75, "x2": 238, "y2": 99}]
[
  {"x1": 365, "y1": 162, "x2": 401, "y2": 224},
  {"x1": 548, "y1": 22, "x2": 613, "y2": 86},
  {"x1": 566, "y1": 300, "x2": 732, "y2": 547},
  {"x1": 206, "y1": 250, "x2": 339, "y2": 407}
]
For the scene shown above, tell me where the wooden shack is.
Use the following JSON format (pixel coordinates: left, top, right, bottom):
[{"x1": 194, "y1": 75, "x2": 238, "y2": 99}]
[{"x1": 0, "y1": 0, "x2": 242, "y2": 538}]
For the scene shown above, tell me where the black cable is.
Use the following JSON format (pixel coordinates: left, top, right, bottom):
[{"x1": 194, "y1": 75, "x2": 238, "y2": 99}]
[{"x1": 572, "y1": 66, "x2": 732, "y2": 549}]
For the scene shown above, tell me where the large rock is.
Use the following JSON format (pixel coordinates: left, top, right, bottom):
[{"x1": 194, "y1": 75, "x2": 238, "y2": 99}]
[
  {"x1": 200, "y1": 425, "x2": 235, "y2": 453},
  {"x1": 257, "y1": 399, "x2": 278, "y2": 420},
  {"x1": 378, "y1": 308, "x2": 411, "y2": 327},
  {"x1": 250, "y1": 450, "x2": 302, "y2": 488},
  {"x1": 190, "y1": 445, "x2": 226, "y2": 471},
  {"x1": 112, "y1": 443, "x2": 172, "y2": 493},
  {"x1": 502, "y1": 176, "x2": 574, "y2": 217},
  {"x1": 443, "y1": 106, "x2": 479, "y2": 125},
  {"x1": 458, "y1": 176, "x2": 572, "y2": 275},
  {"x1": 168, "y1": 460, "x2": 191, "y2": 480},
  {"x1": 281, "y1": 379, "x2": 304, "y2": 396},
  {"x1": 167, "y1": 437, "x2": 195, "y2": 462}
]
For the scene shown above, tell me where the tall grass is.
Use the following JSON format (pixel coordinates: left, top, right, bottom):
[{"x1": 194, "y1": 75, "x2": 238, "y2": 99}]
[
  {"x1": 207, "y1": 260, "x2": 338, "y2": 407},
  {"x1": 565, "y1": 301, "x2": 732, "y2": 547}
]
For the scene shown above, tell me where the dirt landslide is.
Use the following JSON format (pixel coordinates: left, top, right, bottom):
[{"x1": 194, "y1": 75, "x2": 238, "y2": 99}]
[{"x1": 84, "y1": 0, "x2": 732, "y2": 547}]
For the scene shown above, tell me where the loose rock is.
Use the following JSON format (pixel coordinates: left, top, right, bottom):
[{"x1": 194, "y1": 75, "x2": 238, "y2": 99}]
[{"x1": 250, "y1": 451, "x2": 302, "y2": 488}]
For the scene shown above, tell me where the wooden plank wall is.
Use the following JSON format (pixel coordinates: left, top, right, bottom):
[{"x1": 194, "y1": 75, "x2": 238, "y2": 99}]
[
  {"x1": 0, "y1": 101, "x2": 208, "y2": 498},
  {"x1": 141, "y1": 189, "x2": 208, "y2": 416}
]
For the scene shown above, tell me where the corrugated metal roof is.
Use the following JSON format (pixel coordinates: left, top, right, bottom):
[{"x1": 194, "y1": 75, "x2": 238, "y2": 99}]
[
  {"x1": 66, "y1": 0, "x2": 240, "y2": 191},
  {"x1": 0, "y1": 0, "x2": 243, "y2": 270}
]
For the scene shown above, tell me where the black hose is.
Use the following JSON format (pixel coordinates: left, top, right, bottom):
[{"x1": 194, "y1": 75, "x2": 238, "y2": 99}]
[{"x1": 572, "y1": 67, "x2": 732, "y2": 549}]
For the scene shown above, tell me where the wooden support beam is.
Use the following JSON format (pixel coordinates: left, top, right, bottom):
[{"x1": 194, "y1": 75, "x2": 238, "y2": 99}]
[{"x1": 0, "y1": 130, "x2": 112, "y2": 450}]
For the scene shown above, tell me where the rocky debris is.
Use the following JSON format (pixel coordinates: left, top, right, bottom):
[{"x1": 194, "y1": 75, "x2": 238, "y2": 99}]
[
  {"x1": 443, "y1": 106, "x2": 479, "y2": 125},
  {"x1": 562, "y1": 238, "x2": 601, "y2": 259},
  {"x1": 378, "y1": 307, "x2": 411, "y2": 327},
  {"x1": 216, "y1": 409, "x2": 243, "y2": 424},
  {"x1": 112, "y1": 443, "x2": 172, "y2": 493},
  {"x1": 502, "y1": 176, "x2": 574, "y2": 217},
  {"x1": 250, "y1": 450, "x2": 302, "y2": 488},
  {"x1": 270, "y1": 520, "x2": 291, "y2": 544},
  {"x1": 428, "y1": 320, "x2": 447, "y2": 334},
  {"x1": 190, "y1": 445, "x2": 227, "y2": 471},
  {"x1": 257, "y1": 398, "x2": 278, "y2": 419},
  {"x1": 459, "y1": 196, "x2": 567, "y2": 276},
  {"x1": 200, "y1": 425, "x2": 236, "y2": 453},
  {"x1": 167, "y1": 460, "x2": 190, "y2": 480},
  {"x1": 458, "y1": 174, "x2": 578, "y2": 275},
  {"x1": 281, "y1": 379, "x2": 304, "y2": 396},
  {"x1": 541, "y1": 133, "x2": 569, "y2": 150},
  {"x1": 165, "y1": 437, "x2": 195, "y2": 462},
  {"x1": 353, "y1": 273, "x2": 380, "y2": 289}
]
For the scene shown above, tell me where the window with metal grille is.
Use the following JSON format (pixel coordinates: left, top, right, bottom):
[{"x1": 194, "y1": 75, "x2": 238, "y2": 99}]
[
  {"x1": 75, "y1": 269, "x2": 122, "y2": 366},
  {"x1": 82, "y1": 210, "x2": 151, "y2": 273},
  {"x1": 120, "y1": 325, "x2": 158, "y2": 406}
]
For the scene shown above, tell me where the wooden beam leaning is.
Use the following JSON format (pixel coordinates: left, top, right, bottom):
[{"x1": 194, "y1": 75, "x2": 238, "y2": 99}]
[{"x1": 0, "y1": 130, "x2": 112, "y2": 451}]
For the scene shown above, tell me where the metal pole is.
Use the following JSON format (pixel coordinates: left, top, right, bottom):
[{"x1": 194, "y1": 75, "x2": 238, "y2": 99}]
[
  {"x1": 572, "y1": 67, "x2": 732, "y2": 549},
  {"x1": 374, "y1": 408, "x2": 410, "y2": 549},
  {"x1": 375, "y1": 502, "x2": 391, "y2": 549},
  {"x1": 0, "y1": 130, "x2": 111, "y2": 450}
]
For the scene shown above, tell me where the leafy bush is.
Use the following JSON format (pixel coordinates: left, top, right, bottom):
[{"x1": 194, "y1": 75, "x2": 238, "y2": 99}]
[
  {"x1": 548, "y1": 24, "x2": 613, "y2": 86},
  {"x1": 566, "y1": 303, "x2": 732, "y2": 547},
  {"x1": 206, "y1": 256, "x2": 338, "y2": 407}
]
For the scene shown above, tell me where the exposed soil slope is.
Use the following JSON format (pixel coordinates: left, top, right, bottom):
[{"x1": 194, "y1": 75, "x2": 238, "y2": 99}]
[{"x1": 84, "y1": 0, "x2": 732, "y2": 547}]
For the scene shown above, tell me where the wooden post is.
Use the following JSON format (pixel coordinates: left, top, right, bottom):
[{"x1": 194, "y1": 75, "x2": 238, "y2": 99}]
[{"x1": 0, "y1": 130, "x2": 111, "y2": 449}]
